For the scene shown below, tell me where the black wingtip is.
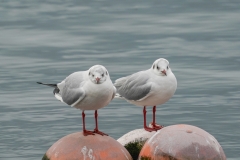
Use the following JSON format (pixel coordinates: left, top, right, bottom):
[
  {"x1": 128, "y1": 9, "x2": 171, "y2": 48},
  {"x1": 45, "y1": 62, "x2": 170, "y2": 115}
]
[{"x1": 37, "y1": 82, "x2": 57, "y2": 88}]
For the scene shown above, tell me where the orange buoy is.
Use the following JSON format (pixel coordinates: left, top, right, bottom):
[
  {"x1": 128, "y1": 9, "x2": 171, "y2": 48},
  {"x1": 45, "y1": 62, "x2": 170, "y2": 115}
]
[
  {"x1": 139, "y1": 124, "x2": 226, "y2": 160},
  {"x1": 43, "y1": 132, "x2": 132, "y2": 160}
]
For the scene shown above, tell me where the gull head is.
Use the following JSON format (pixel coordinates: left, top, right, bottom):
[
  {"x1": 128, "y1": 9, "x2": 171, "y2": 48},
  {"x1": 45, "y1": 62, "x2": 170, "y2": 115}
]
[
  {"x1": 88, "y1": 65, "x2": 109, "y2": 84},
  {"x1": 151, "y1": 58, "x2": 171, "y2": 76}
]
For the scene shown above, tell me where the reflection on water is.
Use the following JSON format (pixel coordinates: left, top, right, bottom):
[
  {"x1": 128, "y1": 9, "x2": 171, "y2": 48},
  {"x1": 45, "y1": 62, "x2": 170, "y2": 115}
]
[{"x1": 0, "y1": 1, "x2": 240, "y2": 159}]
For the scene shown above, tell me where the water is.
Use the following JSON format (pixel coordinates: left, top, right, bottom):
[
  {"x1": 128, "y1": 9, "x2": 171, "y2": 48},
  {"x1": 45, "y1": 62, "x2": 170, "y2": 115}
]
[{"x1": 0, "y1": 1, "x2": 239, "y2": 159}]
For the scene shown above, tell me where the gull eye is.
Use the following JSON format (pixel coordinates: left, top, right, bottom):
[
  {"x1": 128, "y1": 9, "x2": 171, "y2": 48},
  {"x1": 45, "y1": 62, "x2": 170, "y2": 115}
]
[
  {"x1": 92, "y1": 74, "x2": 94, "y2": 77},
  {"x1": 102, "y1": 73, "x2": 104, "y2": 77},
  {"x1": 157, "y1": 66, "x2": 159, "y2": 70}
]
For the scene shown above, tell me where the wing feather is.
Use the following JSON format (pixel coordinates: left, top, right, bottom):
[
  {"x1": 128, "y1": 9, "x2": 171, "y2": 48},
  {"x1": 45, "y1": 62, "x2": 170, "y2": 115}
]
[
  {"x1": 58, "y1": 71, "x2": 86, "y2": 106},
  {"x1": 114, "y1": 71, "x2": 151, "y2": 101}
]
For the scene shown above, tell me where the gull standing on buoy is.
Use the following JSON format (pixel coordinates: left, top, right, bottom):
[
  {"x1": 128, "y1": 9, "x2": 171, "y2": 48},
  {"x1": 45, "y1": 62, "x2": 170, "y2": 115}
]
[
  {"x1": 37, "y1": 65, "x2": 116, "y2": 136},
  {"x1": 114, "y1": 58, "x2": 177, "y2": 132}
]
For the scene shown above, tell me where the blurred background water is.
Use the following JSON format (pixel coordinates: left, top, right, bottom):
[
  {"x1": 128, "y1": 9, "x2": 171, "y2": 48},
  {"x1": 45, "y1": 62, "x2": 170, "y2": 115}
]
[{"x1": 0, "y1": 0, "x2": 239, "y2": 159}]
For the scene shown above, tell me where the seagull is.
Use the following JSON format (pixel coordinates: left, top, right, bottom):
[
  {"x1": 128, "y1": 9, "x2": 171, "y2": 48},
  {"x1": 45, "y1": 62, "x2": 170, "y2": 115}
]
[
  {"x1": 114, "y1": 58, "x2": 177, "y2": 132},
  {"x1": 37, "y1": 65, "x2": 116, "y2": 136}
]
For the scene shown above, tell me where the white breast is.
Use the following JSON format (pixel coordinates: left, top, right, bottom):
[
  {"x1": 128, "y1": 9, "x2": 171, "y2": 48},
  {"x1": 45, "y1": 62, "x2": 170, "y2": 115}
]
[
  {"x1": 74, "y1": 80, "x2": 114, "y2": 110},
  {"x1": 129, "y1": 72, "x2": 177, "y2": 107}
]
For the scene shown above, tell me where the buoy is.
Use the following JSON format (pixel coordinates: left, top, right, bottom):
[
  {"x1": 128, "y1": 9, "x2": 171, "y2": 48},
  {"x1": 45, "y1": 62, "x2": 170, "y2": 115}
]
[
  {"x1": 117, "y1": 128, "x2": 156, "y2": 160},
  {"x1": 42, "y1": 132, "x2": 132, "y2": 160},
  {"x1": 139, "y1": 124, "x2": 226, "y2": 160}
]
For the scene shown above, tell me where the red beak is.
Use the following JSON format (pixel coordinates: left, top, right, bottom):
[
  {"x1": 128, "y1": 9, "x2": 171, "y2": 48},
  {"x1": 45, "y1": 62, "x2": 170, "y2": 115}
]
[
  {"x1": 96, "y1": 77, "x2": 100, "y2": 83},
  {"x1": 161, "y1": 70, "x2": 167, "y2": 76}
]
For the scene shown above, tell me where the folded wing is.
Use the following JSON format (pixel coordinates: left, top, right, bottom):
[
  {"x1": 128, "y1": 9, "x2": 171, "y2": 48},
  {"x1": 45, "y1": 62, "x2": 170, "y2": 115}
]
[
  {"x1": 114, "y1": 71, "x2": 151, "y2": 101},
  {"x1": 59, "y1": 72, "x2": 86, "y2": 106}
]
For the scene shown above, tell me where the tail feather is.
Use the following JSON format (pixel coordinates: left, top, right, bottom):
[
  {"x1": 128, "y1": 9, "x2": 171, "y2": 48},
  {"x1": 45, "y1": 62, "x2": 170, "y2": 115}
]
[
  {"x1": 37, "y1": 82, "x2": 57, "y2": 88},
  {"x1": 53, "y1": 88, "x2": 63, "y2": 102},
  {"x1": 37, "y1": 82, "x2": 63, "y2": 102}
]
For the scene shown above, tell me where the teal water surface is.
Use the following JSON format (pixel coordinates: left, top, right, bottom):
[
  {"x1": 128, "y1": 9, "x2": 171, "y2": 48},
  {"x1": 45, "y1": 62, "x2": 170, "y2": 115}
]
[{"x1": 0, "y1": 1, "x2": 240, "y2": 159}]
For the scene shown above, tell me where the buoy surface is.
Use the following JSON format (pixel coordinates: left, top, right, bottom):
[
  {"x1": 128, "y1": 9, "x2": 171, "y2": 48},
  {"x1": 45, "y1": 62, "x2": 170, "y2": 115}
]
[
  {"x1": 139, "y1": 124, "x2": 226, "y2": 160},
  {"x1": 117, "y1": 128, "x2": 156, "y2": 160},
  {"x1": 44, "y1": 132, "x2": 132, "y2": 160},
  {"x1": 118, "y1": 128, "x2": 156, "y2": 146}
]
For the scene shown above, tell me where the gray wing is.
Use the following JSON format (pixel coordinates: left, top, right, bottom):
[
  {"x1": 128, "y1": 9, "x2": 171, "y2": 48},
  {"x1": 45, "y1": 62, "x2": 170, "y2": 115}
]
[
  {"x1": 58, "y1": 72, "x2": 86, "y2": 106},
  {"x1": 114, "y1": 71, "x2": 151, "y2": 101}
]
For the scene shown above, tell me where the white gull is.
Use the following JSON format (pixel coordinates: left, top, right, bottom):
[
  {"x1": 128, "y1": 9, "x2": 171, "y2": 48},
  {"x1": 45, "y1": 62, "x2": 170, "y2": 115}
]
[
  {"x1": 114, "y1": 58, "x2": 177, "y2": 132},
  {"x1": 38, "y1": 65, "x2": 116, "y2": 136}
]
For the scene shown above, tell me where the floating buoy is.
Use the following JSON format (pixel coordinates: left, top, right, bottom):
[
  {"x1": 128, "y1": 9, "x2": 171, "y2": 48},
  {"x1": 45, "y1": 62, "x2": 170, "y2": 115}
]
[
  {"x1": 117, "y1": 128, "x2": 156, "y2": 160},
  {"x1": 139, "y1": 124, "x2": 226, "y2": 160},
  {"x1": 42, "y1": 132, "x2": 132, "y2": 160},
  {"x1": 118, "y1": 128, "x2": 156, "y2": 146}
]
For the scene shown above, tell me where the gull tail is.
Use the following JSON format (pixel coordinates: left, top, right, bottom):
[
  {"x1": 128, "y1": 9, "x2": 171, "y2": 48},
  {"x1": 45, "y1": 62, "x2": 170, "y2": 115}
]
[
  {"x1": 37, "y1": 82, "x2": 63, "y2": 102},
  {"x1": 37, "y1": 82, "x2": 57, "y2": 88}
]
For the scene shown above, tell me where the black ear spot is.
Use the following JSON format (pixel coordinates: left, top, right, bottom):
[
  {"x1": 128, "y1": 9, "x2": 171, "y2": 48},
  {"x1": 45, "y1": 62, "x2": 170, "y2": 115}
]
[
  {"x1": 89, "y1": 72, "x2": 90, "y2": 75},
  {"x1": 153, "y1": 65, "x2": 155, "y2": 69},
  {"x1": 106, "y1": 71, "x2": 108, "y2": 75}
]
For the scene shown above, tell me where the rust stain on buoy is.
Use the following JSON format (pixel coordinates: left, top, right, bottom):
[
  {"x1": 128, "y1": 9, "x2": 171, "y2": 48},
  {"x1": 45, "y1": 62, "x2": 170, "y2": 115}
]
[
  {"x1": 139, "y1": 124, "x2": 226, "y2": 160},
  {"x1": 139, "y1": 144, "x2": 151, "y2": 159},
  {"x1": 44, "y1": 132, "x2": 132, "y2": 160},
  {"x1": 186, "y1": 129, "x2": 192, "y2": 133}
]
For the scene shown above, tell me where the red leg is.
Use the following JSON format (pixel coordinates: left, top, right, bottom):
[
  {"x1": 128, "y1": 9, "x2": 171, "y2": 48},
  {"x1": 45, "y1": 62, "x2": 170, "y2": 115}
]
[
  {"x1": 143, "y1": 106, "x2": 157, "y2": 132},
  {"x1": 151, "y1": 106, "x2": 164, "y2": 130},
  {"x1": 93, "y1": 110, "x2": 108, "y2": 136},
  {"x1": 82, "y1": 111, "x2": 95, "y2": 136}
]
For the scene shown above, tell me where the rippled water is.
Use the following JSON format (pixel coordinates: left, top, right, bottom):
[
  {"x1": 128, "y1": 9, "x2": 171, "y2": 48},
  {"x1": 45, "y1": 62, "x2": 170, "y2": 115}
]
[{"x1": 0, "y1": 1, "x2": 240, "y2": 159}]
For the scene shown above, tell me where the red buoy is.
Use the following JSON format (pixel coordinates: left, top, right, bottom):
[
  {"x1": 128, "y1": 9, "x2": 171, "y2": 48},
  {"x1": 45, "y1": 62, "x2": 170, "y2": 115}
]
[
  {"x1": 43, "y1": 132, "x2": 132, "y2": 160},
  {"x1": 139, "y1": 124, "x2": 226, "y2": 160}
]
